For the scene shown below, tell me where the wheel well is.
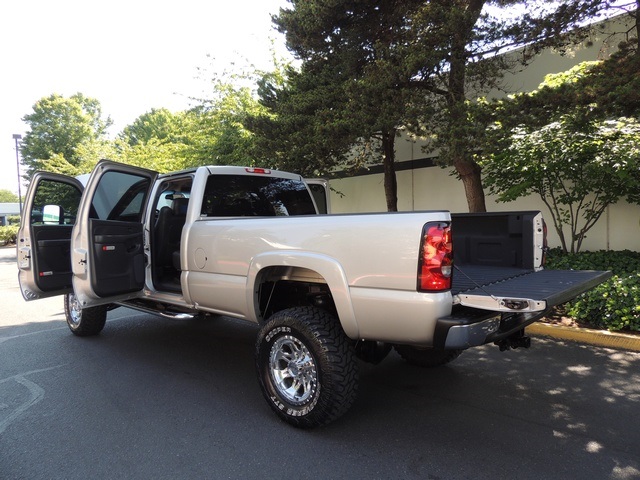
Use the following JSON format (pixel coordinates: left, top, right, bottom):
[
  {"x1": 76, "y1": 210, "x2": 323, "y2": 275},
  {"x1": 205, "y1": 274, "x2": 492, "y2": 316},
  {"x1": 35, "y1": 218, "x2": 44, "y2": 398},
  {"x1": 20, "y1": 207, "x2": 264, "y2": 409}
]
[{"x1": 255, "y1": 266, "x2": 337, "y2": 322}]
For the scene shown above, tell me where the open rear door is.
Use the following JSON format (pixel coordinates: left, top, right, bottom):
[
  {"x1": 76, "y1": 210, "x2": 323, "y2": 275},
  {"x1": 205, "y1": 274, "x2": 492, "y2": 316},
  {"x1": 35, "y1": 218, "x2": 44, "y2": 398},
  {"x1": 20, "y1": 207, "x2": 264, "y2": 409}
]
[
  {"x1": 18, "y1": 172, "x2": 84, "y2": 300},
  {"x1": 71, "y1": 160, "x2": 157, "y2": 308}
]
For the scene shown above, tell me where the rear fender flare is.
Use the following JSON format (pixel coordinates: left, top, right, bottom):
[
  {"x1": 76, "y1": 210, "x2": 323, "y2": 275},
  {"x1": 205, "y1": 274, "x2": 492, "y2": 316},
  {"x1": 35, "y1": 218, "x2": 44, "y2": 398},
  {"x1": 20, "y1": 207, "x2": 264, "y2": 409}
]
[{"x1": 246, "y1": 251, "x2": 359, "y2": 339}]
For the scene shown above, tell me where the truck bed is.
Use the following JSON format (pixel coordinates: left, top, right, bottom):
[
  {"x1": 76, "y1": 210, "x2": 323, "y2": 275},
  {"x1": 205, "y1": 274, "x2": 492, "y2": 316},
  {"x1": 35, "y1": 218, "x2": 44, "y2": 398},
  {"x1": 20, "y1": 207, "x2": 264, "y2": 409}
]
[
  {"x1": 452, "y1": 265, "x2": 533, "y2": 295},
  {"x1": 450, "y1": 210, "x2": 609, "y2": 311}
]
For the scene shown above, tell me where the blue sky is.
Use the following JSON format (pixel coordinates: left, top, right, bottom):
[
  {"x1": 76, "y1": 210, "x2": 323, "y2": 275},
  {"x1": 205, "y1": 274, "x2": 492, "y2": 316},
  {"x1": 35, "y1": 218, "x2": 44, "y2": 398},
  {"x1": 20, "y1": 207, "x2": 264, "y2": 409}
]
[{"x1": 0, "y1": 0, "x2": 290, "y2": 194}]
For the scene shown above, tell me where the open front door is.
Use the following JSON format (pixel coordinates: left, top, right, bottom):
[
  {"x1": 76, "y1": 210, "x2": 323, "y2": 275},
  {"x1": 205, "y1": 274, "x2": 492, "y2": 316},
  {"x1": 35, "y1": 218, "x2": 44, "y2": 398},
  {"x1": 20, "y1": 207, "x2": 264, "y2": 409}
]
[
  {"x1": 71, "y1": 160, "x2": 157, "y2": 308},
  {"x1": 18, "y1": 172, "x2": 84, "y2": 300}
]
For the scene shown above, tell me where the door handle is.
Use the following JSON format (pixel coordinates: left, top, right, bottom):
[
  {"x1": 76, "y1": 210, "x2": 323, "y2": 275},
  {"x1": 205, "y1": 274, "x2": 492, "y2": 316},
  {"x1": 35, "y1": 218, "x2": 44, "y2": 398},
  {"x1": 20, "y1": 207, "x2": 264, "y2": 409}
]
[{"x1": 94, "y1": 233, "x2": 140, "y2": 243}]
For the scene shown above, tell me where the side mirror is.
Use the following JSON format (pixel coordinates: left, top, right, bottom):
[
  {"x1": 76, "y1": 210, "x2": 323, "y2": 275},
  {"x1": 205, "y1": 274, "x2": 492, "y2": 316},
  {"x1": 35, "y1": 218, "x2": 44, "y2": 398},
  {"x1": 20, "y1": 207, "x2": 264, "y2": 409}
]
[{"x1": 42, "y1": 204, "x2": 62, "y2": 224}]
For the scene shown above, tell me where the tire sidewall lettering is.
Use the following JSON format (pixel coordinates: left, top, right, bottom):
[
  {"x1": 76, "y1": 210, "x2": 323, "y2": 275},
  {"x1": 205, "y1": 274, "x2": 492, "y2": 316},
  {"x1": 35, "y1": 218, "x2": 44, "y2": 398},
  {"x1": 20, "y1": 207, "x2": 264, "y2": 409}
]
[{"x1": 265, "y1": 325, "x2": 291, "y2": 343}]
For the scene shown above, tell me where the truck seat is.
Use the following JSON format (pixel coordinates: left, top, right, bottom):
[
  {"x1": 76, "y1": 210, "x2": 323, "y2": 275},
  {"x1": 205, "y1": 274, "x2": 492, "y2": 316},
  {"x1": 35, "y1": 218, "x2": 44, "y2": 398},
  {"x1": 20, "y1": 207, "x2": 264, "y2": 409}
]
[{"x1": 155, "y1": 197, "x2": 189, "y2": 272}]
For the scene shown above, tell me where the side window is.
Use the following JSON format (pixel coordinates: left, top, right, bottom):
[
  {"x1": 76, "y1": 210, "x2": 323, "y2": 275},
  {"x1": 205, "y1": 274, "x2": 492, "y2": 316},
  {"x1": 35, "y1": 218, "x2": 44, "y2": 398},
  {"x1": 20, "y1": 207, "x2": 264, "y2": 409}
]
[
  {"x1": 31, "y1": 179, "x2": 82, "y2": 225},
  {"x1": 307, "y1": 183, "x2": 328, "y2": 214},
  {"x1": 153, "y1": 177, "x2": 193, "y2": 212},
  {"x1": 201, "y1": 175, "x2": 316, "y2": 217},
  {"x1": 90, "y1": 171, "x2": 150, "y2": 222}
]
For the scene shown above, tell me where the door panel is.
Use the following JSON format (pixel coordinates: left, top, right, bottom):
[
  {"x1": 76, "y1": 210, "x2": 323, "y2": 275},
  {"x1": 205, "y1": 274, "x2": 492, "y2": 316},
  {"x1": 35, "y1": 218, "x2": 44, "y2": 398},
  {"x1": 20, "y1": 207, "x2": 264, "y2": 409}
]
[
  {"x1": 89, "y1": 219, "x2": 146, "y2": 297},
  {"x1": 32, "y1": 225, "x2": 74, "y2": 292},
  {"x1": 18, "y1": 172, "x2": 84, "y2": 301},
  {"x1": 72, "y1": 160, "x2": 157, "y2": 307}
]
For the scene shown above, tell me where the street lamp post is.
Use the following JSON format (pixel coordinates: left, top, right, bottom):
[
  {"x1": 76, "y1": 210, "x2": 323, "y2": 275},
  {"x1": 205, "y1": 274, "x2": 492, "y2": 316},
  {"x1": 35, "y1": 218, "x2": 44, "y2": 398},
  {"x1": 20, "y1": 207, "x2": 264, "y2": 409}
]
[{"x1": 12, "y1": 134, "x2": 23, "y2": 215}]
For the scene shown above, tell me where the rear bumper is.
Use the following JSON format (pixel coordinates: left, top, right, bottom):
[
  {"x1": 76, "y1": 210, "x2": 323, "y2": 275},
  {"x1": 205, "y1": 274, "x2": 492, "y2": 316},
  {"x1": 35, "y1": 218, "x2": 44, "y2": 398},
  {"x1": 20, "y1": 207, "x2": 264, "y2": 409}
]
[{"x1": 434, "y1": 307, "x2": 550, "y2": 349}]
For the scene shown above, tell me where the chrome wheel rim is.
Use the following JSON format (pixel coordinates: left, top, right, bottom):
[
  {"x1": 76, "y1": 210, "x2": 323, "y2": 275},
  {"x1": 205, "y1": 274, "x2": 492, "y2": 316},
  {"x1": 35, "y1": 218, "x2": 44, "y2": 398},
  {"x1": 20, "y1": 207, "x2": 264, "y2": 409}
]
[
  {"x1": 67, "y1": 294, "x2": 82, "y2": 327},
  {"x1": 269, "y1": 335, "x2": 317, "y2": 405}
]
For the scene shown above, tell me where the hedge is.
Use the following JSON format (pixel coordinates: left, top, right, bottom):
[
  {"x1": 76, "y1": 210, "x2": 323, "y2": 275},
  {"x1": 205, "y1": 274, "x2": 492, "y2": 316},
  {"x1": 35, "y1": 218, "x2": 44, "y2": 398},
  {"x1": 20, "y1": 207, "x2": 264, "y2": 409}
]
[
  {"x1": 546, "y1": 249, "x2": 640, "y2": 332},
  {"x1": 0, "y1": 225, "x2": 18, "y2": 246}
]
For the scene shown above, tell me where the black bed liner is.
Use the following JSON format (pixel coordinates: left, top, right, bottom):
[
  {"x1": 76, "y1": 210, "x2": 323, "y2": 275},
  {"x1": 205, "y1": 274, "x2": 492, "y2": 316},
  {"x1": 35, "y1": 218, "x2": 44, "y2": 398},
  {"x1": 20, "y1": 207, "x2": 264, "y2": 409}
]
[{"x1": 452, "y1": 265, "x2": 611, "y2": 309}]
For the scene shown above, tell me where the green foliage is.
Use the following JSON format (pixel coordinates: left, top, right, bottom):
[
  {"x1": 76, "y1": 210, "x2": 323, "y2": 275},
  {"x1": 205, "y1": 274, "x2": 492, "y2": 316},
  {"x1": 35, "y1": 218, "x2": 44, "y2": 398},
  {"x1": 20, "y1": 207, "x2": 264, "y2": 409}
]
[
  {"x1": 0, "y1": 190, "x2": 19, "y2": 203},
  {"x1": 569, "y1": 274, "x2": 640, "y2": 331},
  {"x1": 546, "y1": 249, "x2": 640, "y2": 331},
  {"x1": 538, "y1": 44, "x2": 640, "y2": 121},
  {"x1": 479, "y1": 47, "x2": 640, "y2": 140},
  {"x1": 190, "y1": 83, "x2": 268, "y2": 167},
  {"x1": 21, "y1": 93, "x2": 113, "y2": 178},
  {"x1": 114, "y1": 138, "x2": 191, "y2": 173},
  {"x1": 479, "y1": 47, "x2": 640, "y2": 253},
  {"x1": 250, "y1": 62, "x2": 376, "y2": 177},
  {"x1": 115, "y1": 108, "x2": 194, "y2": 172},
  {"x1": 0, "y1": 225, "x2": 18, "y2": 245},
  {"x1": 20, "y1": 81, "x2": 269, "y2": 179},
  {"x1": 115, "y1": 81, "x2": 267, "y2": 172},
  {"x1": 482, "y1": 115, "x2": 640, "y2": 252},
  {"x1": 546, "y1": 248, "x2": 640, "y2": 274},
  {"x1": 119, "y1": 108, "x2": 183, "y2": 147}
]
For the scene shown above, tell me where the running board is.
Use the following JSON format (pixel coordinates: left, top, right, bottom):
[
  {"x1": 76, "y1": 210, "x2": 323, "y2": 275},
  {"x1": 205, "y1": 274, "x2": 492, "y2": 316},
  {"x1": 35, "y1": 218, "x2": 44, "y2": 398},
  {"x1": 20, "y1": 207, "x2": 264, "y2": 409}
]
[{"x1": 116, "y1": 300, "x2": 196, "y2": 320}]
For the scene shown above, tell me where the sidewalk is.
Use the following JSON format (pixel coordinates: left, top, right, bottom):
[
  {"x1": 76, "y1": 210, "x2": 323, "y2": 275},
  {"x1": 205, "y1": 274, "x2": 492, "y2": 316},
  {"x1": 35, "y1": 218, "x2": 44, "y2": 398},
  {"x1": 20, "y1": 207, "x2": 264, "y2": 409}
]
[{"x1": 527, "y1": 322, "x2": 640, "y2": 352}]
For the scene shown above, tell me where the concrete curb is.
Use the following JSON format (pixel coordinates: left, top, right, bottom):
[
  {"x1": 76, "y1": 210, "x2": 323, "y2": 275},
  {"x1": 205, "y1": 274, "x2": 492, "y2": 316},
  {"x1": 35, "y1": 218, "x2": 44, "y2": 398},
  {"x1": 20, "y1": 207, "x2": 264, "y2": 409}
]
[{"x1": 527, "y1": 322, "x2": 640, "y2": 352}]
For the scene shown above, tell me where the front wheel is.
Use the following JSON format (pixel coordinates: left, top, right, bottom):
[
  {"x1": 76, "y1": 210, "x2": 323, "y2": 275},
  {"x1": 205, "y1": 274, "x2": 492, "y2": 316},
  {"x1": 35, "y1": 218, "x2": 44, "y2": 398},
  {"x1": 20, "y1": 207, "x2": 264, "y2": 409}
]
[
  {"x1": 64, "y1": 293, "x2": 108, "y2": 336},
  {"x1": 255, "y1": 307, "x2": 359, "y2": 428}
]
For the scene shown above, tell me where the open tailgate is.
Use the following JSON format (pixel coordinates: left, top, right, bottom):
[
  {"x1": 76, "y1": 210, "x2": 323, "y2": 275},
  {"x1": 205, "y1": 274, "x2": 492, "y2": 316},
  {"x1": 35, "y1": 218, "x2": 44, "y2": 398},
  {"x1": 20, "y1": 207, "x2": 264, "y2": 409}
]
[{"x1": 453, "y1": 267, "x2": 612, "y2": 313}]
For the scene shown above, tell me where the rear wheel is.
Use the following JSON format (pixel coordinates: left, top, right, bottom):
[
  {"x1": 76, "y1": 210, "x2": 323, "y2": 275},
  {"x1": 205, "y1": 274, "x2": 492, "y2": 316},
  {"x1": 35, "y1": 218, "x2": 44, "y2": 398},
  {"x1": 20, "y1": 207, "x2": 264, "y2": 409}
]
[
  {"x1": 255, "y1": 307, "x2": 358, "y2": 428},
  {"x1": 394, "y1": 345, "x2": 463, "y2": 367},
  {"x1": 64, "y1": 293, "x2": 107, "y2": 336}
]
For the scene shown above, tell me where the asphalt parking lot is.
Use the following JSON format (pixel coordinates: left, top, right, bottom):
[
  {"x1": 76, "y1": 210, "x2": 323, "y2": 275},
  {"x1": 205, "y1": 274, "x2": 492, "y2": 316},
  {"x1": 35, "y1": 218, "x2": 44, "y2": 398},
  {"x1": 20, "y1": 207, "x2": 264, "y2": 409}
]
[{"x1": 2, "y1": 246, "x2": 640, "y2": 479}]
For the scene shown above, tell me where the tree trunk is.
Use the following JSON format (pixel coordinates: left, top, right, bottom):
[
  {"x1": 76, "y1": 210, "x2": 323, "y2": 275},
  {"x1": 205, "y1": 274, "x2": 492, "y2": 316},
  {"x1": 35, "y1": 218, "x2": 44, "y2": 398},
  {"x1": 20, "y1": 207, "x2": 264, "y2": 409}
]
[
  {"x1": 381, "y1": 129, "x2": 398, "y2": 212},
  {"x1": 448, "y1": 0, "x2": 487, "y2": 213},
  {"x1": 453, "y1": 157, "x2": 486, "y2": 213}
]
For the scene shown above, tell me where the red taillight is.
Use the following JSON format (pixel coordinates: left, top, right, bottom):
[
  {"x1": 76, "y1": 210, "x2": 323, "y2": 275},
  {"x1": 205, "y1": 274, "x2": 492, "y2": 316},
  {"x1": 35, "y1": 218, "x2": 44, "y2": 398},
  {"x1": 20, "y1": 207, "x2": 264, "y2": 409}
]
[
  {"x1": 245, "y1": 167, "x2": 271, "y2": 174},
  {"x1": 417, "y1": 222, "x2": 453, "y2": 292}
]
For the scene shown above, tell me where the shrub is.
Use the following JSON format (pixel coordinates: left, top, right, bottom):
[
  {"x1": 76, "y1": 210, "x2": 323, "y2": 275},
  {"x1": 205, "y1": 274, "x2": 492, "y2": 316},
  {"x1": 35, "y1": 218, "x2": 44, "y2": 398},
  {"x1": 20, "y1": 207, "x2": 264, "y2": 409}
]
[
  {"x1": 6, "y1": 215, "x2": 20, "y2": 225},
  {"x1": 0, "y1": 225, "x2": 18, "y2": 245},
  {"x1": 546, "y1": 249, "x2": 640, "y2": 332},
  {"x1": 545, "y1": 248, "x2": 640, "y2": 274}
]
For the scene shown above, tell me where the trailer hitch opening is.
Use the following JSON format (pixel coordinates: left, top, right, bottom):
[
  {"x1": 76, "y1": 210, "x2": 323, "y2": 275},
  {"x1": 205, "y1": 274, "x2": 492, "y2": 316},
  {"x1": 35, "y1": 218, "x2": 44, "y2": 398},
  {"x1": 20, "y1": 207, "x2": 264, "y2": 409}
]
[{"x1": 495, "y1": 329, "x2": 532, "y2": 351}]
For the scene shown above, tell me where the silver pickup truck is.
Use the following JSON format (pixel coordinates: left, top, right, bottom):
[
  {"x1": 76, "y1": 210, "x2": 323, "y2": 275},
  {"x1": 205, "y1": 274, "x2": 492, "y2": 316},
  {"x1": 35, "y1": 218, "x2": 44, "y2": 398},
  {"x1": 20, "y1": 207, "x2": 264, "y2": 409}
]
[{"x1": 17, "y1": 160, "x2": 609, "y2": 428}]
